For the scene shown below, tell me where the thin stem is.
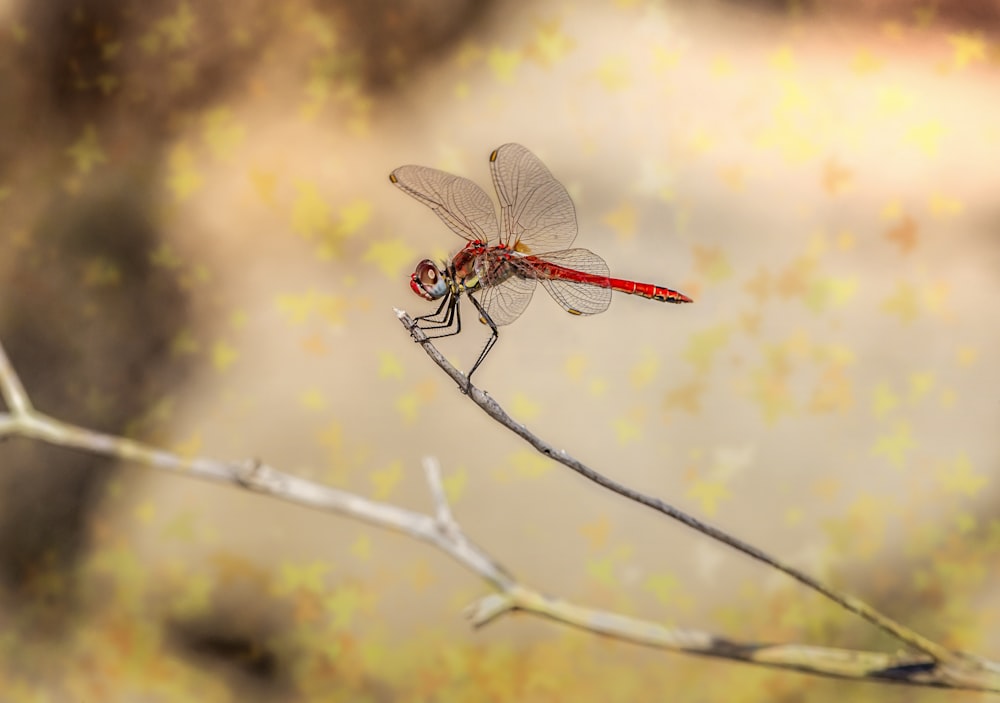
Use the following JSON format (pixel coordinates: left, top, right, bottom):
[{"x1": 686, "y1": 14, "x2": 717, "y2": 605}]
[{"x1": 395, "y1": 308, "x2": 959, "y2": 665}]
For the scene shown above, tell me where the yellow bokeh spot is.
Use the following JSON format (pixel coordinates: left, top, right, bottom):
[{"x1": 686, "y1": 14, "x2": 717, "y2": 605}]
[
  {"x1": 202, "y1": 108, "x2": 246, "y2": 160},
  {"x1": 580, "y1": 515, "x2": 611, "y2": 550},
  {"x1": 629, "y1": 349, "x2": 659, "y2": 389},
  {"x1": 134, "y1": 501, "x2": 156, "y2": 524},
  {"x1": 272, "y1": 561, "x2": 331, "y2": 596},
  {"x1": 956, "y1": 347, "x2": 978, "y2": 367},
  {"x1": 872, "y1": 381, "x2": 899, "y2": 418},
  {"x1": 66, "y1": 124, "x2": 107, "y2": 174},
  {"x1": 905, "y1": 120, "x2": 946, "y2": 156},
  {"x1": 588, "y1": 377, "x2": 607, "y2": 396},
  {"x1": 908, "y1": 372, "x2": 934, "y2": 401},
  {"x1": 443, "y1": 466, "x2": 467, "y2": 504},
  {"x1": 334, "y1": 199, "x2": 372, "y2": 238},
  {"x1": 526, "y1": 20, "x2": 574, "y2": 67},
  {"x1": 276, "y1": 290, "x2": 347, "y2": 326},
  {"x1": 83, "y1": 257, "x2": 122, "y2": 287},
  {"x1": 167, "y1": 143, "x2": 203, "y2": 200},
  {"x1": 173, "y1": 431, "x2": 203, "y2": 459},
  {"x1": 602, "y1": 200, "x2": 636, "y2": 240},
  {"x1": 371, "y1": 461, "x2": 403, "y2": 499},
  {"x1": 454, "y1": 41, "x2": 484, "y2": 69},
  {"x1": 377, "y1": 351, "x2": 404, "y2": 379},
  {"x1": 937, "y1": 453, "x2": 987, "y2": 496},
  {"x1": 644, "y1": 572, "x2": 681, "y2": 604},
  {"x1": 510, "y1": 450, "x2": 550, "y2": 478},
  {"x1": 948, "y1": 33, "x2": 987, "y2": 69},
  {"x1": 880, "y1": 199, "x2": 903, "y2": 221},
  {"x1": 395, "y1": 390, "x2": 421, "y2": 424},
  {"x1": 692, "y1": 245, "x2": 732, "y2": 282},
  {"x1": 877, "y1": 85, "x2": 913, "y2": 116},
  {"x1": 363, "y1": 238, "x2": 416, "y2": 280},
  {"x1": 652, "y1": 45, "x2": 680, "y2": 74},
  {"x1": 686, "y1": 478, "x2": 730, "y2": 516},
  {"x1": 851, "y1": 48, "x2": 882, "y2": 74},
  {"x1": 928, "y1": 194, "x2": 963, "y2": 217},
  {"x1": 595, "y1": 55, "x2": 630, "y2": 91},
  {"x1": 511, "y1": 392, "x2": 541, "y2": 420},
  {"x1": 211, "y1": 341, "x2": 238, "y2": 371},
  {"x1": 250, "y1": 168, "x2": 277, "y2": 206},
  {"x1": 872, "y1": 421, "x2": 914, "y2": 469},
  {"x1": 291, "y1": 181, "x2": 331, "y2": 239},
  {"x1": 299, "y1": 388, "x2": 327, "y2": 411},
  {"x1": 684, "y1": 324, "x2": 730, "y2": 374},
  {"x1": 488, "y1": 46, "x2": 521, "y2": 83},
  {"x1": 564, "y1": 353, "x2": 588, "y2": 381},
  {"x1": 881, "y1": 282, "x2": 919, "y2": 322},
  {"x1": 710, "y1": 56, "x2": 733, "y2": 77},
  {"x1": 612, "y1": 415, "x2": 641, "y2": 444},
  {"x1": 171, "y1": 329, "x2": 200, "y2": 356},
  {"x1": 769, "y1": 46, "x2": 796, "y2": 72},
  {"x1": 351, "y1": 534, "x2": 371, "y2": 560}
]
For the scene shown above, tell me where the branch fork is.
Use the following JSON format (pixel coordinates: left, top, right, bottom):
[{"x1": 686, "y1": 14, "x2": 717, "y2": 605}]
[{"x1": 0, "y1": 313, "x2": 996, "y2": 692}]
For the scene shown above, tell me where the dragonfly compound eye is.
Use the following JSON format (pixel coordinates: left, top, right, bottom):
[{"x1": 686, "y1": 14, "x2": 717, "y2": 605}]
[{"x1": 410, "y1": 259, "x2": 448, "y2": 300}]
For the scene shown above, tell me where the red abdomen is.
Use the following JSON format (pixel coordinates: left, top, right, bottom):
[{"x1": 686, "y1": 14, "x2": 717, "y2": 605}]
[{"x1": 608, "y1": 277, "x2": 693, "y2": 304}]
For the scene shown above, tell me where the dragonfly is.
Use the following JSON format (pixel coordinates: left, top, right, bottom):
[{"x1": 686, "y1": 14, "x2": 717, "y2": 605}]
[{"x1": 389, "y1": 143, "x2": 692, "y2": 385}]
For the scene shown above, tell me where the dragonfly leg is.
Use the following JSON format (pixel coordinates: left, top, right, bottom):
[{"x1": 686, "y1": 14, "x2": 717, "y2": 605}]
[
  {"x1": 465, "y1": 293, "x2": 498, "y2": 391},
  {"x1": 415, "y1": 294, "x2": 464, "y2": 340},
  {"x1": 414, "y1": 292, "x2": 452, "y2": 326}
]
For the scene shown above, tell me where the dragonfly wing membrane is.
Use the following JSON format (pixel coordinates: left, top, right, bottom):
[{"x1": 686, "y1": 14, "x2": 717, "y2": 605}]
[
  {"x1": 489, "y1": 144, "x2": 577, "y2": 253},
  {"x1": 535, "y1": 248, "x2": 612, "y2": 315},
  {"x1": 478, "y1": 275, "x2": 536, "y2": 327},
  {"x1": 390, "y1": 165, "x2": 499, "y2": 243}
]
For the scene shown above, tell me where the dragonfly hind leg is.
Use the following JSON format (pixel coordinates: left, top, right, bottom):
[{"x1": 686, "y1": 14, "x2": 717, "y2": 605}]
[{"x1": 465, "y1": 293, "x2": 498, "y2": 391}]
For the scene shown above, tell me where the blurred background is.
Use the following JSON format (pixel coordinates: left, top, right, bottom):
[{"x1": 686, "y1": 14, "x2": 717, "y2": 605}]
[{"x1": 1, "y1": 0, "x2": 999, "y2": 700}]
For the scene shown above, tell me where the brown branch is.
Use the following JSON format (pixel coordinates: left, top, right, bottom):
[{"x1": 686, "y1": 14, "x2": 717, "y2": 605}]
[{"x1": 395, "y1": 307, "x2": 1000, "y2": 692}]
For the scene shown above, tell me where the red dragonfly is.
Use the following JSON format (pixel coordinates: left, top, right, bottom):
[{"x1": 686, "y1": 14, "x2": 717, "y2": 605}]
[{"x1": 390, "y1": 143, "x2": 692, "y2": 383}]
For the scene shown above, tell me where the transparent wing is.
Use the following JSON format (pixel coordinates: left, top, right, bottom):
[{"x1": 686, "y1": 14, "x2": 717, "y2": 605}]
[
  {"x1": 476, "y1": 274, "x2": 537, "y2": 327},
  {"x1": 489, "y1": 143, "x2": 577, "y2": 253},
  {"x1": 535, "y1": 248, "x2": 612, "y2": 316},
  {"x1": 390, "y1": 165, "x2": 500, "y2": 244}
]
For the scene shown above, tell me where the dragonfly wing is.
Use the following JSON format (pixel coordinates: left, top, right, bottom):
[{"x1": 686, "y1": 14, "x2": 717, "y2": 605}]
[
  {"x1": 477, "y1": 275, "x2": 537, "y2": 327},
  {"x1": 535, "y1": 248, "x2": 612, "y2": 316},
  {"x1": 489, "y1": 143, "x2": 578, "y2": 253},
  {"x1": 390, "y1": 165, "x2": 499, "y2": 243}
]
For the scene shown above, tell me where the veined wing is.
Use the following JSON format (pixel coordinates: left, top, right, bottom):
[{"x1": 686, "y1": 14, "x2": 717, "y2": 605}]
[
  {"x1": 489, "y1": 143, "x2": 577, "y2": 253},
  {"x1": 477, "y1": 274, "x2": 537, "y2": 327},
  {"x1": 532, "y1": 248, "x2": 612, "y2": 316},
  {"x1": 390, "y1": 165, "x2": 499, "y2": 244}
]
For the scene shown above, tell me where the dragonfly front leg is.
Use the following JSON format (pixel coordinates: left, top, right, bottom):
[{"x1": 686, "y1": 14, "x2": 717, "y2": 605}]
[
  {"x1": 414, "y1": 291, "x2": 453, "y2": 326},
  {"x1": 465, "y1": 292, "x2": 498, "y2": 391},
  {"x1": 415, "y1": 293, "x2": 464, "y2": 340}
]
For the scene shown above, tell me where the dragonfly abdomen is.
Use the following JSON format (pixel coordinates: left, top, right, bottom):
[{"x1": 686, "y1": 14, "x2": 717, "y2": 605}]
[{"x1": 609, "y1": 277, "x2": 693, "y2": 304}]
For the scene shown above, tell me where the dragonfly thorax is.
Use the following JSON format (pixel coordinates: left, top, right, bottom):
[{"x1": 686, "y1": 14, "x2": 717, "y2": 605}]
[{"x1": 410, "y1": 259, "x2": 450, "y2": 301}]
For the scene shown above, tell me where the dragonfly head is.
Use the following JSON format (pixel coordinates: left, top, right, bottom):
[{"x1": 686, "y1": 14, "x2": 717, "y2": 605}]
[{"x1": 410, "y1": 259, "x2": 449, "y2": 301}]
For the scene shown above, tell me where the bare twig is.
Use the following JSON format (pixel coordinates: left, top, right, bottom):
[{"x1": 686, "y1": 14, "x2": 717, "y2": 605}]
[
  {"x1": 1, "y1": 328, "x2": 998, "y2": 691},
  {"x1": 395, "y1": 307, "x2": 1000, "y2": 692}
]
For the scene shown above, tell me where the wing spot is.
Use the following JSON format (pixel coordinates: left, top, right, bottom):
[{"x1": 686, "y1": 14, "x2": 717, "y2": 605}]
[{"x1": 567, "y1": 308, "x2": 582, "y2": 316}]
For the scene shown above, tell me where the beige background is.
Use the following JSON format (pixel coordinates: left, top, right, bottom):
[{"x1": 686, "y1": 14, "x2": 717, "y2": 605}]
[{"x1": 1, "y1": 0, "x2": 998, "y2": 700}]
